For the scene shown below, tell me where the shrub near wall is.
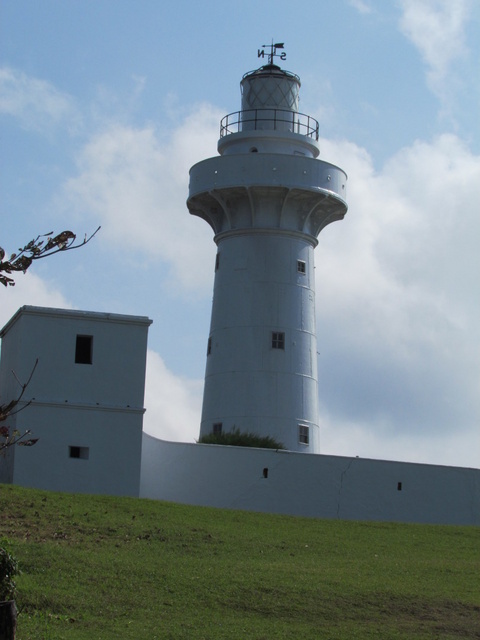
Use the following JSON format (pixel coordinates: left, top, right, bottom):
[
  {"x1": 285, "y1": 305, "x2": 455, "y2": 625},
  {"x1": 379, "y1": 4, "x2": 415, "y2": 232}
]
[
  {"x1": 199, "y1": 427, "x2": 285, "y2": 450},
  {"x1": 0, "y1": 543, "x2": 19, "y2": 639}
]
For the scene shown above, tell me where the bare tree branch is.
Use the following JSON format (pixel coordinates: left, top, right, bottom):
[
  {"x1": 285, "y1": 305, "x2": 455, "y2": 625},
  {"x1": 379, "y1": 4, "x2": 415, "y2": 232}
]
[
  {"x1": 0, "y1": 226, "x2": 101, "y2": 287},
  {"x1": 0, "y1": 360, "x2": 39, "y2": 452},
  {"x1": 0, "y1": 359, "x2": 39, "y2": 421},
  {"x1": 0, "y1": 428, "x2": 39, "y2": 451}
]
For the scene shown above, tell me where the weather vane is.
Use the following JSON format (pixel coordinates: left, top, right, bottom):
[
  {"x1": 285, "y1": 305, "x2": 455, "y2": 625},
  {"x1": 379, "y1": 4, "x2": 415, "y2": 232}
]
[{"x1": 258, "y1": 41, "x2": 286, "y2": 65}]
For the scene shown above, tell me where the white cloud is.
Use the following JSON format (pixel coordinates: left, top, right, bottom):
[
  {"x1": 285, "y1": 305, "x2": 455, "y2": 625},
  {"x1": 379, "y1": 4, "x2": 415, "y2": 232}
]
[
  {"x1": 320, "y1": 411, "x2": 479, "y2": 468},
  {"x1": 398, "y1": 0, "x2": 471, "y2": 100},
  {"x1": 0, "y1": 272, "x2": 73, "y2": 332},
  {"x1": 62, "y1": 104, "x2": 222, "y2": 294},
  {"x1": 315, "y1": 134, "x2": 480, "y2": 467},
  {"x1": 143, "y1": 350, "x2": 202, "y2": 443},
  {"x1": 0, "y1": 66, "x2": 82, "y2": 134},
  {"x1": 348, "y1": 0, "x2": 373, "y2": 14}
]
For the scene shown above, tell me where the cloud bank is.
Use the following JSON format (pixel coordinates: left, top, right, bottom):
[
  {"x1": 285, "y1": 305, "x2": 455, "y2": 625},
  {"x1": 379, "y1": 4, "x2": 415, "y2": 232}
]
[
  {"x1": 316, "y1": 134, "x2": 480, "y2": 466},
  {"x1": 0, "y1": 66, "x2": 82, "y2": 134},
  {"x1": 62, "y1": 104, "x2": 222, "y2": 293},
  {"x1": 143, "y1": 350, "x2": 203, "y2": 443},
  {"x1": 398, "y1": 0, "x2": 472, "y2": 103}
]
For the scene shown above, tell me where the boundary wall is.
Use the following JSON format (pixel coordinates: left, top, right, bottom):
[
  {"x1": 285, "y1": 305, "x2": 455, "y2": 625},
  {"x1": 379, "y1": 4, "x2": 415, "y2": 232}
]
[{"x1": 140, "y1": 434, "x2": 480, "y2": 525}]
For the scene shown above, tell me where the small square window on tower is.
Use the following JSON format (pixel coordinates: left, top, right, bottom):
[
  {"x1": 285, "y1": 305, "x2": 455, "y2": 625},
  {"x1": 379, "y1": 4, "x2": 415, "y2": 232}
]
[
  {"x1": 69, "y1": 445, "x2": 89, "y2": 460},
  {"x1": 215, "y1": 253, "x2": 220, "y2": 271},
  {"x1": 207, "y1": 337, "x2": 212, "y2": 356},
  {"x1": 271, "y1": 331, "x2": 285, "y2": 350},
  {"x1": 75, "y1": 335, "x2": 93, "y2": 364},
  {"x1": 212, "y1": 422, "x2": 222, "y2": 435},
  {"x1": 298, "y1": 425, "x2": 309, "y2": 445},
  {"x1": 297, "y1": 260, "x2": 306, "y2": 274}
]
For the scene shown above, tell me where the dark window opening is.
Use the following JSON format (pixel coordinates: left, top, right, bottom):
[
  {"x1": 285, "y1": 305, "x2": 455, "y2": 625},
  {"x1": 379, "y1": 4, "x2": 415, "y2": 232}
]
[
  {"x1": 69, "y1": 446, "x2": 89, "y2": 460},
  {"x1": 263, "y1": 467, "x2": 269, "y2": 479},
  {"x1": 213, "y1": 422, "x2": 222, "y2": 435},
  {"x1": 397, "y1": 482, "x2": 403, "y2": 491},
  {"x1": 215, "y1": 253, "x2": 220, "y2": 271},
  {"x1": 207, "y1": 337, "x2": 212, "y2": 356},
  {"x1": 299, "y1": 425, "x2": 309, "y2": 445},
  {"x1": 250, "y1": 147, "x2": 258, "y2": 153},
  {"x1": 272, "y1": 331, "x2": 285, "y2": 350},
  {"x1": 297, "y1": 260, "x2": 306, "y2": 274},
  {"x1": 75, "y1": 335, "x2": 93, "y2": 364}
]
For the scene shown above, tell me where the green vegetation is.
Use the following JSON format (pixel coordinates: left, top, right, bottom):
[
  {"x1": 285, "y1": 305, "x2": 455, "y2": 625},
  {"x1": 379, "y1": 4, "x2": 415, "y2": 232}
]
[
  {"x1": 0, "y1": 542, "x2": 19, "y2": 601},
  {"x1": 1, "y1": 484, "x2": 479, "y2": 639},
  {"x1": 199, "y1": 427, "x2": 285, "y2": 449}
]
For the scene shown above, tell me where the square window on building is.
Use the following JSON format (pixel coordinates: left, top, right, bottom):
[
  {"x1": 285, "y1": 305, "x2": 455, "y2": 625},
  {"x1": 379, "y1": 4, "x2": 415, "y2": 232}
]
[
  {"x1": 215, "y1": 253, "x2": 220, "y2": 271},
  {"x1": 272, "y1": 332, "x2": 285, "y2": 350},
  {"x1": 75, "y1": 335, "x2": 93, "y2": 364},
  {"x1": 69, "y1": 445, "x2": 89, "y2": 460},
  {"x1": 297, "y1": 260, "x2": 306, "y2": 274},
  {"x1": 212, "y1": 422, "x2": 222, "y2": 435},
  {"x1": 207, "y1": 337, "x2": 212, "y2": 356},
  {"x1": 298, "y1": 425, "x2": 309, "y2": 445}
]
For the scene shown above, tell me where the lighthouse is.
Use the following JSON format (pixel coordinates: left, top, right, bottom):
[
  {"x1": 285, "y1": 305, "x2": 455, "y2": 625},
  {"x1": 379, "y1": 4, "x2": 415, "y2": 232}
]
[{"x1": 187, "y1": 45, "x2": 347, "y2": 453}]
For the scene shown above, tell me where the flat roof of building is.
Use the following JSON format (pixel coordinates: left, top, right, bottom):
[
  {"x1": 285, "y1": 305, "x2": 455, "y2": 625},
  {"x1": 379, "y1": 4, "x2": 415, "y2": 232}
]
[{"x1": 0, "y1": 305, "x2": 153, "y2": 337}]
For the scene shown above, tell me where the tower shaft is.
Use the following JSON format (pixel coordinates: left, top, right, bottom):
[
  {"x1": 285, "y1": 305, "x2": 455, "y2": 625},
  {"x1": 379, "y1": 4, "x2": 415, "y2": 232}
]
[{"x1": 203, "y1": 229, "x2": 319, "y2": 451}]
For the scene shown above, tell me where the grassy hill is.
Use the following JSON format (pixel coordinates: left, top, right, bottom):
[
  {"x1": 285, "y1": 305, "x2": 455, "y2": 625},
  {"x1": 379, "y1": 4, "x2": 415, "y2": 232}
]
[{"x1": 1, "y1": 484, "x2": 479, "y2": 639}]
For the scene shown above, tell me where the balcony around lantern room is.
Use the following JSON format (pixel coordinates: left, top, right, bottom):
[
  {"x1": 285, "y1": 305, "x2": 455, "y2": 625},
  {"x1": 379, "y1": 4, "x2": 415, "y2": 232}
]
[
  {"x1": 221, "y1": 108, "x2": 319, "y2": 138},
  {"x1": 217, "y1": 108, "x2": 321, "y2": 158}
]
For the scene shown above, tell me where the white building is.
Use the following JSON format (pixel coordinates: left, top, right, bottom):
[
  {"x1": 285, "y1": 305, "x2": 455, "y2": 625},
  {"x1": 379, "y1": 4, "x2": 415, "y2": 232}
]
[
  {"x1": 0, "y1": 306, "x2": 151, "y2": 497},
  {"x1": 188, "y1": 61, "x2": 347, "y2": 453}
]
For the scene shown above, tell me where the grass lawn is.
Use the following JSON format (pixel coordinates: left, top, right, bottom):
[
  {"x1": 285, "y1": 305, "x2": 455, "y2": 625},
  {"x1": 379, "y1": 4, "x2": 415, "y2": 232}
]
[{"x1": 1, "y1": 484, "x2": 479, "y2": 639}]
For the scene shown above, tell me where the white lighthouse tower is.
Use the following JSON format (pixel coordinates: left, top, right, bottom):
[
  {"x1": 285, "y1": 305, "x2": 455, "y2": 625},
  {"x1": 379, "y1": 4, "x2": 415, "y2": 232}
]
[{"x1": 188, "y1": 45, "x2": 347, "y2": 453}]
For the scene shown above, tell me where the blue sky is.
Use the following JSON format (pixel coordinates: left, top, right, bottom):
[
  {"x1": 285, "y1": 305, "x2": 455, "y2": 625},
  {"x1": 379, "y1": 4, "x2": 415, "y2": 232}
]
[{"x1": 1, "y1": 0, "x2": 479, "y2": 467}]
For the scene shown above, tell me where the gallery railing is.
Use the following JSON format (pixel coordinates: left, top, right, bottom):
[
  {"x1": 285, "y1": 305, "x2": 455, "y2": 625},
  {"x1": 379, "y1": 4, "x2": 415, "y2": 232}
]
[{"x1": 220, "y1": 109, "x2": 319, "y2": 140}]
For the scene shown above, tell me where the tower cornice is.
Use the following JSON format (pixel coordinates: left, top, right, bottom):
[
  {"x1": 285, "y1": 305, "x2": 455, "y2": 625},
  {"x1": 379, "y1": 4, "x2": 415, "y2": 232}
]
[
  {"x1": 189, "y1": 153, "x2": 347, "y2": 197},
  {"x1": 188, "y1": 153, "x2": 347, "y2": 239}
]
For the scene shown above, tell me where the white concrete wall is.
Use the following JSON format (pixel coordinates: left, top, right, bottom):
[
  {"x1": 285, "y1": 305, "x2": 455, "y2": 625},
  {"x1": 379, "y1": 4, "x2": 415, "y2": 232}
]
[
  {"x1": 0, "y1": 306, "x2": 151, "y2": 497},
  {"x1": 140, "y1": 434, "x2": 480, "y2": 526},
  {"x1": 11, "y1": 404, "x2": 144, "y2": 496},
  {"x1": 0, "y1": 307, "x2": 150, "y2": 407}
]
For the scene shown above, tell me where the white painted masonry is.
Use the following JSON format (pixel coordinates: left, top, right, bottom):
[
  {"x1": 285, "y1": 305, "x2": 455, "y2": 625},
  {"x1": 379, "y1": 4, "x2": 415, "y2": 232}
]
[
  {"x1": 0, "y1": 306, "x2": 152, "y2": 497},
  {"x1": 188, "y1": 63, "x2": 347, "y2": 453},
  {"x1": 140, "y1": 434, "x2": 480, "y2": 526}
]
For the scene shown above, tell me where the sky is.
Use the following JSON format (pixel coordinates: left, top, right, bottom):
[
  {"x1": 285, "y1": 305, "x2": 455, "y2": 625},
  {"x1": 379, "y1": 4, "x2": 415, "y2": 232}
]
[{"x1": 1, "y1": 0, "x2": 479, "y2": 468}]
